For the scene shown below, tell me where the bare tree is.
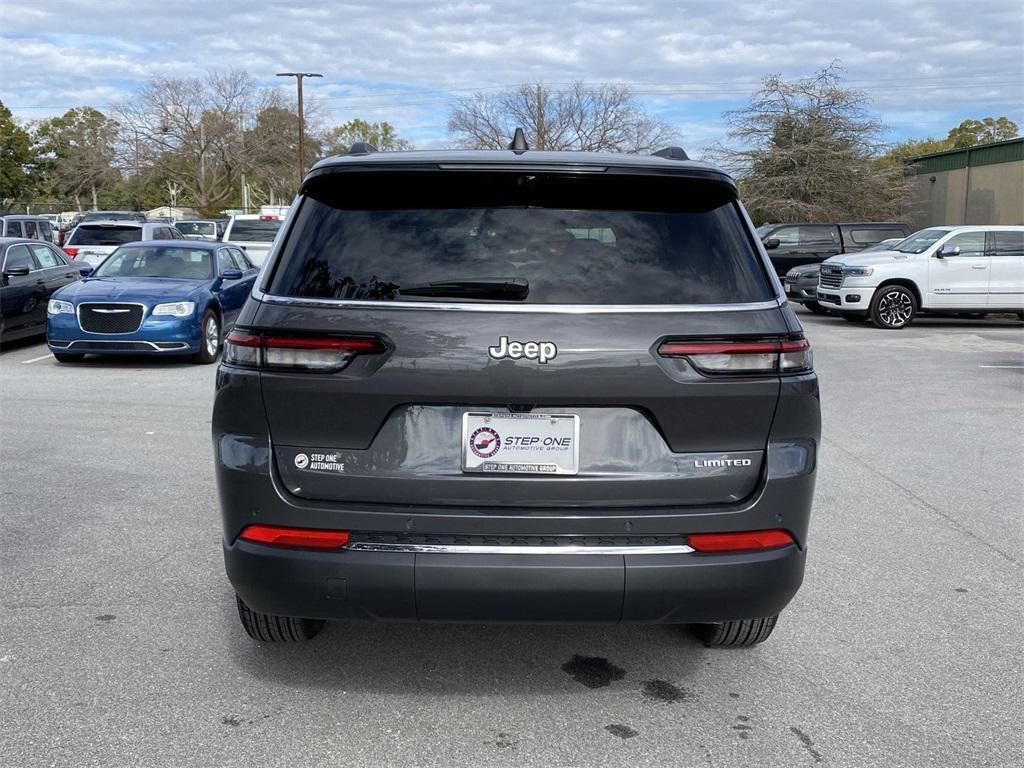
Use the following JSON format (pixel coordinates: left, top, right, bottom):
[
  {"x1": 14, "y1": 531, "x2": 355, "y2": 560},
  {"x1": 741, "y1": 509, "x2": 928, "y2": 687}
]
[
  {"x1": 448, "y1": 82, "x2": 677, "y2": 153},
  {"x1": 710, "y1": 63, "x2": 907, "y2": 222}
]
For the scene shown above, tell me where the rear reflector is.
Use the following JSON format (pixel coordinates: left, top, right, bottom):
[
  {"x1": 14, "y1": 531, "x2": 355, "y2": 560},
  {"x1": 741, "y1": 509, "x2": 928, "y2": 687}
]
[
  {"x1": 238, "y1": 525, "x2": 351, "y2": 550},
  {"x1": 658, "y1": 338, "x2": 811, "y2": 375},
  {"x1": 63, "y1": 247, "x2": 79, "y2": 258},
  {"x1": 687, "y1": 529, "x2": 795, "y2": 553},
  {"x1": 224, "y1": 330, "x2": 385, "y2": 371}
]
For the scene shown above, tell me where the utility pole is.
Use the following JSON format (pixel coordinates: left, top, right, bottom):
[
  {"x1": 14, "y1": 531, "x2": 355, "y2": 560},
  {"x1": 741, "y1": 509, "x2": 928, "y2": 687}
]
[
  {"x1": 276, "y1": 71, "x2": 323, "y2": 186},
  {"x1": 535, "y1": 84, "x2": 545, "y2": 150}
]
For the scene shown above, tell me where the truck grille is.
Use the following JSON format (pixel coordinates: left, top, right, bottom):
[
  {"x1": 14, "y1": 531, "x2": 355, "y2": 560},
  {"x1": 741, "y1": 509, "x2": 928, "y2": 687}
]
[
  {"x1": 78, "y1": 303, "x2": 144, "y2": 334},
  {"x1": 818, "y1": 266, "x2": 844, "y2": 289}
]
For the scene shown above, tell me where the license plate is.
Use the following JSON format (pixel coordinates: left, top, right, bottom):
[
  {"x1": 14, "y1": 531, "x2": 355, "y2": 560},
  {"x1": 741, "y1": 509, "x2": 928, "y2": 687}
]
[{"x1": 462, "y1": 412, "x2": 579, "y2": 475}]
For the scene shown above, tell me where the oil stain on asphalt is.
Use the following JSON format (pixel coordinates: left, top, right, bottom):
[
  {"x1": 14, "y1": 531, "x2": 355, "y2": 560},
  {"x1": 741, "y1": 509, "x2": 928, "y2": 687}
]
[
  {"x1": 641, "y1": 679, "x2": 689, "y2": 703},
  {"x1": 561, "y1": 655, "x2": 626, "y2": 689},
  {"x1": 605, "y1": 724, "x2": 639, "y2": 739}
]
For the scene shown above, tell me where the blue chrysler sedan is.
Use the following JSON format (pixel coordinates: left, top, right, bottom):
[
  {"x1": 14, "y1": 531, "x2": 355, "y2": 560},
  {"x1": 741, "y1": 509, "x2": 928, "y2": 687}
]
[{"x1": 46, "y1": 241, "x2": 258, "y2": 364}]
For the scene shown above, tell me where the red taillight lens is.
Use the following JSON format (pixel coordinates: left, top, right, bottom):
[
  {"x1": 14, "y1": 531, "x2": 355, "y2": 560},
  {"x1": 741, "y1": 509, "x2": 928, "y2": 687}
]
[
  {"x1": 658, "y1": 338, "x2": 811, "y2": 375},
  {"x1": 688, "y1": 529, "x2": 795, "y2": 553},
  {"x1": 63, "y1": 247, "x2": 79, "y2": 258},
  {"x1": 238, "y1": 525, "x2": 350, "y2": 550},
  {"x1": 224, "y1": 330, "x2": 385, "y2": 371}
]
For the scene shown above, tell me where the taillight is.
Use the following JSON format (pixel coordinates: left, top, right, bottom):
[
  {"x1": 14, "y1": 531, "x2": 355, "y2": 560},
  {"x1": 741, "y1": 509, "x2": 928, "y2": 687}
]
[
  {"x1": 658, "y1": 338, "x2": 811, "y2": 375},
  {"x1": 63, "y1": 247, "x2": 79, "y2": 258},
  {"x1": 688, "y1": 529, "x2": 795, "y2": 553},
  {"x1": 224, "y1": 330, "x2": 385, "y2": 371},
  {"x1": 238, "y1": 525, "x2": 350, "y2": 550}
]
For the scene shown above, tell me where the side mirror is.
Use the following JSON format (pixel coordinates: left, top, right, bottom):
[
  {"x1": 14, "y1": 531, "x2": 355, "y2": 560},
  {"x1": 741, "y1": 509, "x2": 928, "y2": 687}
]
[
  {"x1": 3, "y1": 265, "x2": 30, "y2": 277},
  {"x1": 78, "y1": 266, "x2": 93, "y2": 276},
  {"x1": 764, "y1": 238, "x2": 781, "y2": 250},
  {"x1": 936, "y1": 245, "x2": 960, "y2": 259},
  {"x1": 221, "y1": 268, "x2": 243, "y2": 280}
]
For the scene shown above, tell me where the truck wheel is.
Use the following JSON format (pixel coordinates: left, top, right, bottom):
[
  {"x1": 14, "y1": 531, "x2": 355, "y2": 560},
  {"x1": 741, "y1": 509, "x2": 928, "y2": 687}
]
[
  {"x1": 870, "y1": 285, "x2": 917, "y2": 329},
  {"x1": 693, "y1": 616, "x2": 778, "y2": 647},
  {"x1": 53, "y1": 352, "x2": 84, "y2": 363},
  {"x1": 235, "y1": 594, "x2": 324, "y2": 642},
  {"x1": 803, "y1": 300, "x2": 827, "y2": 315}
]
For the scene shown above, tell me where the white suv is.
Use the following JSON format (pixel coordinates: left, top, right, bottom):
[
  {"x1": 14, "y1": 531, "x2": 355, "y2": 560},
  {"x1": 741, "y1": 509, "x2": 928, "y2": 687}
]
[{"x1": 817, "y1": 226, "x2": 1024, "y2": 329}]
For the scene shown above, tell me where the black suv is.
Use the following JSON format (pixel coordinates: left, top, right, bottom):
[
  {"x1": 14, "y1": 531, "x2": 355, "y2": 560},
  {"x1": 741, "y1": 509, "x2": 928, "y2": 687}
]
[{"x1": 213, "y1": 139, "x2": 820, "y2": 647}]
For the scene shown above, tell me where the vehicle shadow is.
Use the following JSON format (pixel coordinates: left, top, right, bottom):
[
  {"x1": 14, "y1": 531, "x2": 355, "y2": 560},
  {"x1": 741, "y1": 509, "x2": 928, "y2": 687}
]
[
  {"x1": 54, "y1": 353, "x2": 201, "y2": 369},
  {"x1": 220, "y1": 598, "x2": 710, "y2": 695},
  {"x1": 0, "y1": 335, "x2": 47, "y2": 354}
]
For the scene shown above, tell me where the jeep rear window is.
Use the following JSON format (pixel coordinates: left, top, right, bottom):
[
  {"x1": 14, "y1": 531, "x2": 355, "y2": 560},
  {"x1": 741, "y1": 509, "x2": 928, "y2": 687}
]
[
  {"x1": 269, "y1": 171, "x2": 773, "y2": 305},
  {"x1": 228, "y1": 220, "x2": 282, "y2": 241},
  {"x1": 68, "y1": 225, "x2": 142, "y2": 246}
]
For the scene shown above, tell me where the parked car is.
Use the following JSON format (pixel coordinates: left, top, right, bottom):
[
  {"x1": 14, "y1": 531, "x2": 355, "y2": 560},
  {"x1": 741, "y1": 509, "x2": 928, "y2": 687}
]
[
  {"x1": 817, "y1": 226, "x2": 1024, "y2": 328},
  {"x1": 1, "y1": 215, "x2": 57, "y2": 244},
  {"x1": 757, "y1": 222, "x2": 911, "y2": 277},
  {"x1": 79, "y1": 211, "x2": 147, "y2": 223},
  {"x1": 1, "y1": 238, "x2": 90, "y2": 343},
  {"x1": 222, "y1": 213, "x2": 284, "y2": 265},
  {"x1": 785, "y1": 238, "x2": 903, "y2": 313},
  {"x1": 214, "y1": 139, "x2": 820, "y2": 647},
  {"x1": 46, "y1": 241, "x2": 259, "y2": 363},
  {"x1": 174, "y1": 220, "x2": 221, "y2": 241},
  {"x1": 62, "y1": 221, "x2": 185, "y2": 266}
]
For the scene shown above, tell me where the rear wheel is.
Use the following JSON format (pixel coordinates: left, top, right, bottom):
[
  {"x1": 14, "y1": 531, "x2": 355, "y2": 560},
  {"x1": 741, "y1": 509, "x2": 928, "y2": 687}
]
[
  {"x1": 803, "y1": 300, "x2": 827, "y2": 315},
  {"x1": 192, "y1": 310, "x2": 220, "y2": 364},
  {"x1": 235, "y1": 595, "x2": 324, "y2": 642},
  {"x1": 870, "y1": 285, "x2": 917, "y2": 329},
  {"x1": 694, "y1": 616, "x2": 778, "y2": 647},
  {"x1": 53, "y1": 352, "x2": 84, "y2": 363}
]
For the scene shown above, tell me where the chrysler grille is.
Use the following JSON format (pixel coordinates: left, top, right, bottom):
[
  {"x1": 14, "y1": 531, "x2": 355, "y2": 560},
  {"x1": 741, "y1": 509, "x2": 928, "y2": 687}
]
[
  {"x1": 78, "y1": 303, "x2": 144, "y2": 334},
  {"x1": 818, "y1": 267, "x2": 844, "y2": 289}
]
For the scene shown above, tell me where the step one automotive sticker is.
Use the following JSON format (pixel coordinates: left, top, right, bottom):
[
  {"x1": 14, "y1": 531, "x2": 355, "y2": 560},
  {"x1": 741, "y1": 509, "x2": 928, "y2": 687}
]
[{"x1": 293, "y1": 452, "x2": 346, "y2": 473}]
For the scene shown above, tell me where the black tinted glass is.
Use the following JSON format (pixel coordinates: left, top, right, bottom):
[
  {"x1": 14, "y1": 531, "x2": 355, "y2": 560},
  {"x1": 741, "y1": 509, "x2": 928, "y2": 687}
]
[
  {"x1": 229, "y1": 220, "x2": 282, "y2": 241},
  {"x1": 992, "y1": 231, "x2": 1024, "y2": 257},
  {"x1": 270, "y1": 172, "x2": 772, "y2": 305},
  {"x1": 69, "y1": 225, "x2": 142, "y2": 246},
  {"x1": 3, "y1": 244, "x2": 34, "y2": 271}
]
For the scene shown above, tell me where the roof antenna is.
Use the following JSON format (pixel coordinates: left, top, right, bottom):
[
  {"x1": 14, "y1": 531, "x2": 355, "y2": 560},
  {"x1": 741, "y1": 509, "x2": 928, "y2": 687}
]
[{"x1": 507, "y1": 128, "x2": 529, "y2": 154}]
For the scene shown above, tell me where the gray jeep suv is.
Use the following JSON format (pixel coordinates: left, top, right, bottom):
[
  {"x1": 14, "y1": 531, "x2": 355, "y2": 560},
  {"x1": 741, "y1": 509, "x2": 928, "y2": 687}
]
[{"x1": 213, "y1": 138, "x2": 820, "y2": 647}]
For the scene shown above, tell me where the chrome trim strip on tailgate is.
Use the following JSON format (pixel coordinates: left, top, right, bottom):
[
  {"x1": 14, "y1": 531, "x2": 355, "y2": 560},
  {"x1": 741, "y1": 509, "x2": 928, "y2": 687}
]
[{"x1": 344, "y1": 542, "x2": 695, "y2": 555}]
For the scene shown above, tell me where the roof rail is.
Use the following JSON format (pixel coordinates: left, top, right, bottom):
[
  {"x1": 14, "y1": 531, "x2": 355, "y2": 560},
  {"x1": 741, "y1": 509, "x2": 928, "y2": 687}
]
[
  {"x1": 508, "y1": 128, "x2": 529, "y2": 154},
  {"x1": 348, "y1": 141, "x2": 378, "y2": 156},
  {"x1": 652, "y1": 146, "x2": 689, "y2": 161}
]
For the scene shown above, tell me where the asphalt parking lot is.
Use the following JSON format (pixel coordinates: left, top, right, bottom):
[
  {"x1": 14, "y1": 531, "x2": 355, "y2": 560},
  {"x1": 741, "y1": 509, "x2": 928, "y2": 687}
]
[{"x1": 1, "y1": 312, "x2": 1022, "y2": 768}]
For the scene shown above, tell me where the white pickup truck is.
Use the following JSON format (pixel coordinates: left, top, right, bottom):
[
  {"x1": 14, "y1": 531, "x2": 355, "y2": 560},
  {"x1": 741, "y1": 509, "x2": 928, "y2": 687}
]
[
  {"x1": 817, "y1": 225, "x2": 1024, "y2": 328},
  {"x1": 222, "y1": 213, "x2": 285, "y2": 266}
]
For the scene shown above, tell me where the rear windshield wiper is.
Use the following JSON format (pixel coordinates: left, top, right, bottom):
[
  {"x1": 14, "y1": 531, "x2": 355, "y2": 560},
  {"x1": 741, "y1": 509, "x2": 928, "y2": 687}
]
[{"x1": 397, "y1": 277, "x2": 529, "y2": 301}]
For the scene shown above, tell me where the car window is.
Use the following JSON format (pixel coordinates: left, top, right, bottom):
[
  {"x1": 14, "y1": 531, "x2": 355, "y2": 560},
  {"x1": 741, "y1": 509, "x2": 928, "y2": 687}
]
[
  {"x1": 217, "y1": 249, "x2": 236, "y2": 274},
  {"x1": 848, "y1": 228, "x2": 904, "y2": 245},
  {"x1": 30, "y1": 244, "x2": 61, "y2": 268},
  {"x1": 799, "y1": 226, "x2": 838, "y2": 246},
  {"x1": 768, "y1": 226, "x2": 799, "y2": 245},
  {"x1": 943, "y1": 231, "x2": 986, "y2": 257},
  {"x1": 990, "y1": 231, "x2": 1024, "y2": 258},
  {"x1": 228, "y1": 247, "x2": 251, "y2": 270},
  {"x1": 68, "y1": 225, "x2": 143, "y2": 246},
  {"x1": 39, "y1": 222, "x2": 54, "y2": 241},
  {"x1": 24, "y1": 221, "x2": 38, "y2": 239},
  {"x1": 92, "y1": 246, "x2": 214, "y2": 280},
  {"x1": 227, "y1": 219, "x2": 283, "y2": 241},
  {"x1": 6, "y1": 221, "x2": 23, "y2": 237},
  {"x1": 269, "y1": 171, "x2": 775, "y2": 306},
  {"x1": 3, "y1": 244, "x2": 38, "y2": 272}
]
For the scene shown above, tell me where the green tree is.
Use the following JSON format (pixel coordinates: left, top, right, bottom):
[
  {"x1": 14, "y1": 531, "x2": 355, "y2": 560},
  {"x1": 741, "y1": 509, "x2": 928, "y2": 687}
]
[
  {"x1": 322, "y1": 119, "x2": 410, "y2": 156},
  {"x1": 34, "y1": 107, "x2": 120, "y2": 211},
  {"x1": 945, "y1": 116, "x2": 1019, "y2": 148},
  {"x1": 0, "y1": 100, "x2": 37, "y2": 210}
]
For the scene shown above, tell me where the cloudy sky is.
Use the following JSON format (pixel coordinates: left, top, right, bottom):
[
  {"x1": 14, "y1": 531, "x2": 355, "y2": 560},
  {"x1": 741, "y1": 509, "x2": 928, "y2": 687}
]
[{"x1": 2, "y1": 0, "x2": 1022, "y2": 152}]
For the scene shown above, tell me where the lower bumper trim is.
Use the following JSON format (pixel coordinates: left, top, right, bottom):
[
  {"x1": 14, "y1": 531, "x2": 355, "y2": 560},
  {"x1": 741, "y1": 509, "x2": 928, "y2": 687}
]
[{"x1": 344, "y1": 541, "x2": 695, "y2": 555}]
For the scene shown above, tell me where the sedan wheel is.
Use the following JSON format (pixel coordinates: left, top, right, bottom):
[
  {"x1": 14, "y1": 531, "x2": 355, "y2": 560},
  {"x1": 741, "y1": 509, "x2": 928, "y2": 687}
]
[
  {"x1": 192, "y1": 310, "x2": 221, "y2": 364},
  {"x1": 871, "y1": 286, "x2": 917, "y2": 329}
]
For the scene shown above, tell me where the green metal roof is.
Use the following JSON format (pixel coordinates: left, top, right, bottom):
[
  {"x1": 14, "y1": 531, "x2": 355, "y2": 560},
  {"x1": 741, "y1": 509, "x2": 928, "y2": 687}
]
[{"x1": 909, "y1": 137, "x2": 1024, "y2": 174}]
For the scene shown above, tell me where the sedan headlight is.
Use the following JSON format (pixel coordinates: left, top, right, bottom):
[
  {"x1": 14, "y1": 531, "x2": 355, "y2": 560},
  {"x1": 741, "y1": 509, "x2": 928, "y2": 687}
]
[
  {"x1": 152, "y1": 301, "x2": 196, "y2": 317},
  {"x1": 47, "y1": 299, "x2": 74, "y2": 315},
  {"x1": 842, "y1": 266, "x2": 874, "y2": 277}
]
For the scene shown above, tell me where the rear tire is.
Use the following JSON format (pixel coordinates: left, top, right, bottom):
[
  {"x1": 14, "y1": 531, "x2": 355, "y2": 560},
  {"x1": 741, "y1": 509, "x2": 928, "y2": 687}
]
[
  {"x1": 694, "y1": 616, "x2": 778, "y2": 647},
  {"x1": 870, "y1": 285, "x2": 917, "y2": 329},
  {"x1": 803, "y1": 300, "x2": 827, "y2": 315},
  {"x1": 52, "y1": 352, "x2": 83, "y2": 363},
  {"x1": 235, "y1": 595, "x2": 324, "y2": 642},
  {"x1": 191, "y1": 310, "x2": 220, "y2": 364}
]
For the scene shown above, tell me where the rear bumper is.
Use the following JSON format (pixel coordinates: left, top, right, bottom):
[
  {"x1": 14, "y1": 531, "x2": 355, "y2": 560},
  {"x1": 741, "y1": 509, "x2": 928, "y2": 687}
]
[{"x1": 225, "y1": 538, "x2": 805, "y2": 624}]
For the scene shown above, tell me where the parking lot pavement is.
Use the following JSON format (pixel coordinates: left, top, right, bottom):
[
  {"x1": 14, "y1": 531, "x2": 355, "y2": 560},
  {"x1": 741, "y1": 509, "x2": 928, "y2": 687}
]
[{"x1": 1, "y1": 314, "x2": 1022, "y2": 768}]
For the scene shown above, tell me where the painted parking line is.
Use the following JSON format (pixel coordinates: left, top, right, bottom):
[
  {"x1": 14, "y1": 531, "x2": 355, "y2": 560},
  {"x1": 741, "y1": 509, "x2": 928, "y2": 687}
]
[
  {"x1": 979, "y1": 365, "x2": 1024, "y2": 369},
  {"x1": 20, "y1": 354, "x2": 53, "y2": 365}
]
